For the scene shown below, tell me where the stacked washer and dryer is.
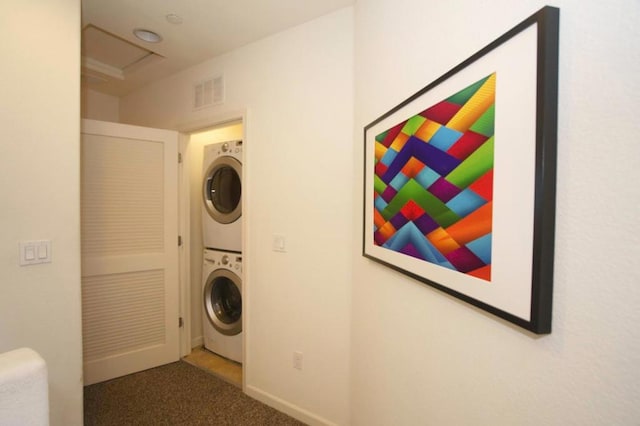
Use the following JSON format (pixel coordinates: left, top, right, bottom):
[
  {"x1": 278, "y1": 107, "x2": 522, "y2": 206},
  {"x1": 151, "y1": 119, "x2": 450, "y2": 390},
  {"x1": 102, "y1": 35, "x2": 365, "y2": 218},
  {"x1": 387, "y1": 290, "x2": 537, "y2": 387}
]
[{"x1": 201, "y1": 140, "x2": 243, "y2": 363}]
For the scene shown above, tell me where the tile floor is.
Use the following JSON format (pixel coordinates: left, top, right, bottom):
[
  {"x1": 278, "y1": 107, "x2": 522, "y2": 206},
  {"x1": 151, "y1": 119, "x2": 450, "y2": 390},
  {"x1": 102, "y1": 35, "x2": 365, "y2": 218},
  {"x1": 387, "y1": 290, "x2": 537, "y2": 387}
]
[{"x1": 182, "y1": 346, "x2": 243, "y2": 388}]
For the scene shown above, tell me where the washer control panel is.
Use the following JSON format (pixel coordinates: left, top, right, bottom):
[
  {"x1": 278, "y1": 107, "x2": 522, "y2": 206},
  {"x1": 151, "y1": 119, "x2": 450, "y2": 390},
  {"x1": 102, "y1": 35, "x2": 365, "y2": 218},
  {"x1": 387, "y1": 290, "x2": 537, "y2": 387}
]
[{"x1": 203, "y1": 249, "x2": 242, "y2": 273}]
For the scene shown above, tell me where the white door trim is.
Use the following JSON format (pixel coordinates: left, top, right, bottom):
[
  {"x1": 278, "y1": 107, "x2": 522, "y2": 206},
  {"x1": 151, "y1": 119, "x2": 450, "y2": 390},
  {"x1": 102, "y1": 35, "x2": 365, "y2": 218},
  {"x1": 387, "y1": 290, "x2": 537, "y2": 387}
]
[
  {"x1": 178, "y1": 133, "x2": 192, "y2": 357},
  {"x1": 176, "y1": 110, "x2": 247, "y2": 392}
]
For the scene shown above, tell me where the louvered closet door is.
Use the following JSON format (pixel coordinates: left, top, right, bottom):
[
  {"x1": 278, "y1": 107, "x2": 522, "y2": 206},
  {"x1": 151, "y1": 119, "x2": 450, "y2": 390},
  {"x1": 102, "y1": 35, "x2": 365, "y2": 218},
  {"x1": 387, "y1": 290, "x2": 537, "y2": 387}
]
[{"x1": 81, "y1": 119, "x2": 179, "y2": 385}]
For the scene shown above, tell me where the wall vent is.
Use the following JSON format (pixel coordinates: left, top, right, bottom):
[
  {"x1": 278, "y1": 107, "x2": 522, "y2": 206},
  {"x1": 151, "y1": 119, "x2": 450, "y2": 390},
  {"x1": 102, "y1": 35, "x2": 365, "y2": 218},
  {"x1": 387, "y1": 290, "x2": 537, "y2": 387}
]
[{"x1": 194, "y1": 75, "x2": 224, "y2": 109}]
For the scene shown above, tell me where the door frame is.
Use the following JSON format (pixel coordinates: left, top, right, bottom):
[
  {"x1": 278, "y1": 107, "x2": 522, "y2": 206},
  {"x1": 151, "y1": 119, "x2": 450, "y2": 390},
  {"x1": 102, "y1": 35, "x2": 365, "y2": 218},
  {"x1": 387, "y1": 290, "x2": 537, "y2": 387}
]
[{"x1": 176, "y1": 110, "x2": 247, "y2": 378}]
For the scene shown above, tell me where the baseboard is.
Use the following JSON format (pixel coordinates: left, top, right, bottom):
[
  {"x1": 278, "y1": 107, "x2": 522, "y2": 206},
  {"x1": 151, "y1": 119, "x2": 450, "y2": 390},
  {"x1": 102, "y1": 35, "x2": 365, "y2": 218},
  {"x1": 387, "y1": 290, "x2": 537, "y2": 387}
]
[
  {"x1": 245, "y1": 385, "x2": 337, "y2": 426},
  {"x1": 191, "y1": 335, "x2": 203, "y2": 349}
]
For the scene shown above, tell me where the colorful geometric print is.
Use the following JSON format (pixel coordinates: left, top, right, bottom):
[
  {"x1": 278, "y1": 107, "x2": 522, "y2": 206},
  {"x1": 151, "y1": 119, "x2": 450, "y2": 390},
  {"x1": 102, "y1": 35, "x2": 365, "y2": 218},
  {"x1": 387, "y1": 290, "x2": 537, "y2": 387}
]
[{"x1": 373, "y1": 73, "x2": 496, "y2": 282}]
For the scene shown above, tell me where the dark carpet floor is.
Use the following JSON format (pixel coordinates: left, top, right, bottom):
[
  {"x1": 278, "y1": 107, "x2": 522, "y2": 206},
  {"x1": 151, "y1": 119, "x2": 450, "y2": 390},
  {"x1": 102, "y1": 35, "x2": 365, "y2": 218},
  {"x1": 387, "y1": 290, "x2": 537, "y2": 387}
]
[{"x1": 84, "y1": 361, "x2": 306, "y2": 425}]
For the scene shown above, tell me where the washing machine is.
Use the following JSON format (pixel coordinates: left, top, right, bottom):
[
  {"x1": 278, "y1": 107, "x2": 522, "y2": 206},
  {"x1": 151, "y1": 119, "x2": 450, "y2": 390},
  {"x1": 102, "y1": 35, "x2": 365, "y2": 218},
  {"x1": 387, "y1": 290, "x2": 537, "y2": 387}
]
[
  {"x1": 202, "y1": 140, "x2": 242, "y2": 253},
  {"x1": 202, "y1": 248, "x2": 243, "y2": 363}
]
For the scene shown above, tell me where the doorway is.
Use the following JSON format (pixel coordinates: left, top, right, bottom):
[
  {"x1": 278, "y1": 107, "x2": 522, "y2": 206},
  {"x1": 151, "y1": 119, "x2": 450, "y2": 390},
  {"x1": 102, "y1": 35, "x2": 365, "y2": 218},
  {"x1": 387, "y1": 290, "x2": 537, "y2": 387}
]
[
  {"x1": 79, "y1": 116, "x2": 245, "y2": 386},
  {"x1": 180, "y1": 120, "x2": 245, "y2": 386}
]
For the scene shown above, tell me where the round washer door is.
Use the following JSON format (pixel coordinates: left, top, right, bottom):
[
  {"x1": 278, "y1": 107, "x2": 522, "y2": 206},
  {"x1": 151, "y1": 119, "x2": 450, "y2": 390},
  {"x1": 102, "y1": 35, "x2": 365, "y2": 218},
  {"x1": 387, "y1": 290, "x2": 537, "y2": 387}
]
[
  {"x1": 203, "y1": 268, "x2": 242, "y2": 336},
  {"x1": 203, "y1": 156, "x2": 241, "y2": 224}
]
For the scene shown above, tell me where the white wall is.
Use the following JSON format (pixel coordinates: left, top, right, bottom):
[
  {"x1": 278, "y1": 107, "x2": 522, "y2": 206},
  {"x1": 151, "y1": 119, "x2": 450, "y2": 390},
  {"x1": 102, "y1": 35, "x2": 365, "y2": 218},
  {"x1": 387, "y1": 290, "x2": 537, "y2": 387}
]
[
  {"x1": 121, "y1": 8, "x2": 353, "y2": 425},
  {"x1": 0, "y1": 1, "x2": 83, "y2": 425},
  {"x1": 81, "y1": 88, "x2": 120, "y2": 122},
  {"x1": 352, "y1": 1, "x2": 640, "y2": 425}
]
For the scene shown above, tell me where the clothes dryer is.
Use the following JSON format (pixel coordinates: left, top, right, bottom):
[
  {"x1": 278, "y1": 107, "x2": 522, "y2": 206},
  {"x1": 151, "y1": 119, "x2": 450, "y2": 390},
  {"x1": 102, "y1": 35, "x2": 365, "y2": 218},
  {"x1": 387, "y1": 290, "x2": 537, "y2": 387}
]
[
  {"x1": 202, "y1": 140, "x2": 242, "y2": 252},
  {"x1": 202, "y1": 248, "x2": 242, "y2": 363}
]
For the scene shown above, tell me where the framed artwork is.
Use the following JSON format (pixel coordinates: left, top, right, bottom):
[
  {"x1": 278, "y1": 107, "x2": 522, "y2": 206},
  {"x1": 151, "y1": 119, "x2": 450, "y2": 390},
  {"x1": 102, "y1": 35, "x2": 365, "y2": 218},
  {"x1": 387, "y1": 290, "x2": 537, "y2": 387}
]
[{"x1": 362, "y1": 6, "x2": 559, "y2": 334}]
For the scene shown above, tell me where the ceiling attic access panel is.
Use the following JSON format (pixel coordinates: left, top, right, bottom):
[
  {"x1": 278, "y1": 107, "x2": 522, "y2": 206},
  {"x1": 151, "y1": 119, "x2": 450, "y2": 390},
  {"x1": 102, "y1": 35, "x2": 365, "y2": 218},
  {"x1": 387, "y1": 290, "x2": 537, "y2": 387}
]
[{"x1": 81, "y1": 25, "x2": 164, "y2": 90}]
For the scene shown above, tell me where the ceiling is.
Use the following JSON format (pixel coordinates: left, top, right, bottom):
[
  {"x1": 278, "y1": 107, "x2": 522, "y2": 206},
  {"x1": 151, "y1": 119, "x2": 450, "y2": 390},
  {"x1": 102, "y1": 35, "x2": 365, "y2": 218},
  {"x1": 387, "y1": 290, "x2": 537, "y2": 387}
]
[{"x1": 81, "y1": 0, "x2": 354, "y2": 97}]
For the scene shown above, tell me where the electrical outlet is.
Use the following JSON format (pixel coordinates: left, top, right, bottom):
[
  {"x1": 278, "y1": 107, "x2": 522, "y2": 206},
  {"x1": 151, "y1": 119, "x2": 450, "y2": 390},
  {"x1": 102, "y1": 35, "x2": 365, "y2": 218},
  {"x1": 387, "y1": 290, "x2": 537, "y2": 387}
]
[{"x1": 293, "y1": 351, "x2": 303, "y2": 370}]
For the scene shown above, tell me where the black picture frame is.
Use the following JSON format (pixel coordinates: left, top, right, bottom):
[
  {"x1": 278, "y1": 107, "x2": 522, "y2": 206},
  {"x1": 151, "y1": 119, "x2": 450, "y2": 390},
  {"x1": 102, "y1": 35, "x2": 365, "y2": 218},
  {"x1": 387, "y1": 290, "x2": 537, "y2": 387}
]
[{"x1": 362, "y1": 6, "x2": 559, "y2": 334}]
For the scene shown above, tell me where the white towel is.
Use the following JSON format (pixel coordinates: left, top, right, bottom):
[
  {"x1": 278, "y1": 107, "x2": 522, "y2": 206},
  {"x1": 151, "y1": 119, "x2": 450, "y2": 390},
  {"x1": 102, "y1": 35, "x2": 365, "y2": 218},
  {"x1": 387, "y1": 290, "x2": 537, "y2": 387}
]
[{"x1": 0, "y1": 348, "x2": 49, "y2": 426}]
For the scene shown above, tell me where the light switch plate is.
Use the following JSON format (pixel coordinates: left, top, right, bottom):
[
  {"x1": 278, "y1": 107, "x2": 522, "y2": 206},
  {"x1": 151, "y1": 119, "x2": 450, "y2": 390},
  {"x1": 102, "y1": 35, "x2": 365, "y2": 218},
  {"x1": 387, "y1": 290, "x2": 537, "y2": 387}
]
[
  {"x1": 20, "y1": 240, "x2": 52, "y2": 266},
  {"x1": 272, "y1": 234, "x2": 287, "y2": 252}
]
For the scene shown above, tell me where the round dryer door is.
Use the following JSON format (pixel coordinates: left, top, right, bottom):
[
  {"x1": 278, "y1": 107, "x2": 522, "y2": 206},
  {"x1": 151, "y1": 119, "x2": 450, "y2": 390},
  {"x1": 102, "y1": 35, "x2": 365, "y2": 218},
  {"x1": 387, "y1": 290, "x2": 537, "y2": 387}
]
[
  {"x1": 203, "y1": 156, "x2": 241, "y2": 224},
  {"x1": 203, "y1": 269, "x2": 242, "y2": 336}
]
